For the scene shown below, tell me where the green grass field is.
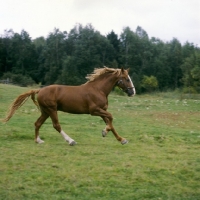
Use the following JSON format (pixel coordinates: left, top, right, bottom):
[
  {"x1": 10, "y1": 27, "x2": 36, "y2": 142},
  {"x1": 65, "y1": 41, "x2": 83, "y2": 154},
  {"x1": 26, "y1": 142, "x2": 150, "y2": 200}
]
[{"x1": 0, "y1": 84, "x2": 200, "y2": 200}]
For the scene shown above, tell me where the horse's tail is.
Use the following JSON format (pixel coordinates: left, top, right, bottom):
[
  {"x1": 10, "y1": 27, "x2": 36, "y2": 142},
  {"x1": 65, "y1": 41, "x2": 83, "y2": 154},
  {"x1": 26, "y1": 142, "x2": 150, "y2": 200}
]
[{"x1": 2, "y1": 89, "x2": 40, "y2": 123}]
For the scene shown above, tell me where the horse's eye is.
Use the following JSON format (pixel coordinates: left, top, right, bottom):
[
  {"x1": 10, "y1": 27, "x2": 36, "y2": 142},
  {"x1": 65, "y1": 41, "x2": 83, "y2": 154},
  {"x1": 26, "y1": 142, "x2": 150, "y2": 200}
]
[{"x1": 127, "y1": 79, "x2": 130, "y2": 82}]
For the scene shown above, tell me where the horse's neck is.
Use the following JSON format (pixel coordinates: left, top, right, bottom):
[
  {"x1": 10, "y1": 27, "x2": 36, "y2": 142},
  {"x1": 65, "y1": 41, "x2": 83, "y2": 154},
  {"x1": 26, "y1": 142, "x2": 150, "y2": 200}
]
[{"x1": 91, "y1": 74, "x2": 118, "y2": 96}]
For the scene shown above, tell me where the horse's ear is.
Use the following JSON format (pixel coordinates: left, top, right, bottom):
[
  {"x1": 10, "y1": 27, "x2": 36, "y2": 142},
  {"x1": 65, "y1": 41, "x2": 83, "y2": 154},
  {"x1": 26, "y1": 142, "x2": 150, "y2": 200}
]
[{"x1": 121, "y1": 68, "x2": 129, "y2": 74}]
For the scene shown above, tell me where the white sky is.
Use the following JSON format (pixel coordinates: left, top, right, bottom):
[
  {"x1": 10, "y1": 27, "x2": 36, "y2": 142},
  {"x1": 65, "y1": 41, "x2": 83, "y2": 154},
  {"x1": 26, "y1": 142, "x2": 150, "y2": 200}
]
[{"x1": 0, "y1": 0, "x2": 200, "y2": 46}]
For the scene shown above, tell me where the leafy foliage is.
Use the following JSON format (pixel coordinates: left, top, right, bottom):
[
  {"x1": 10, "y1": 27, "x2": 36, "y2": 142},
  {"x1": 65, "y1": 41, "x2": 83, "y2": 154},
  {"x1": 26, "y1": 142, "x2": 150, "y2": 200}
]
[
  {"x1": 141, "y1": 75, "x2": 158, "y2": 92},
  {"x1": 0, "y1": 25, "x2": 200, "y2": 93},
  {"x1": 2, "y1": 72, "x2": 35, "y2": 86},
  {"x1": 181, "y1": 51, "x2": 200, "y2": 92}
]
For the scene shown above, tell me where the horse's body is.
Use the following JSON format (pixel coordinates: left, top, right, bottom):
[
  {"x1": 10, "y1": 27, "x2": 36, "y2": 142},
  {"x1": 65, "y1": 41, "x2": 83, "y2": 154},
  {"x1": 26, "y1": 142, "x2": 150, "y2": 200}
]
[{"x1": 3, "y1": 67, "x2": 135, "y2": 145}]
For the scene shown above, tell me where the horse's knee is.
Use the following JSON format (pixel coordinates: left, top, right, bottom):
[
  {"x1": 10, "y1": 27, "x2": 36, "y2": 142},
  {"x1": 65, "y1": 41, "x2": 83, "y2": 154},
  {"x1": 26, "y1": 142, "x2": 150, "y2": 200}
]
[{"x1": 109, "y1": 116, "x2": 113, "y2": 122}]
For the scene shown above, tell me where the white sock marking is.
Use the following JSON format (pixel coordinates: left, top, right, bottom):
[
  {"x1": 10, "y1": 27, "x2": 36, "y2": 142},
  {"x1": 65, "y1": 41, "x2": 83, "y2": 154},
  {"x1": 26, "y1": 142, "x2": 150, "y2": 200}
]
[
  {"x1": 60, "y1": 130, "x2": 74, "y2": 144},
  {"x1": 36, "y1": 136, "x2": 44, "y2": 143}
]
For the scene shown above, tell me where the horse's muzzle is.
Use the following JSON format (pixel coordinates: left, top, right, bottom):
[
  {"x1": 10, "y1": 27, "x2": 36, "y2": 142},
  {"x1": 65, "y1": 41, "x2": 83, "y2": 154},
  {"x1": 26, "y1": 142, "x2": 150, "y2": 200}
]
[{"x1": 127, "y1": 87, "x2": 136, "y2": 97}]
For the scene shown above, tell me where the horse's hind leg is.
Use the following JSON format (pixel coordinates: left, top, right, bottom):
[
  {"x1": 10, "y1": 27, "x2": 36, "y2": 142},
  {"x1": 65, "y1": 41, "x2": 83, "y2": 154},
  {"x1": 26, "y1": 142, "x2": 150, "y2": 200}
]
[
  {"x1": 49, "y1": 110, "x2": 76, "y2": 146},
  {"x1": 34, "y1": 112, "x2": 49, "y2": 143}
]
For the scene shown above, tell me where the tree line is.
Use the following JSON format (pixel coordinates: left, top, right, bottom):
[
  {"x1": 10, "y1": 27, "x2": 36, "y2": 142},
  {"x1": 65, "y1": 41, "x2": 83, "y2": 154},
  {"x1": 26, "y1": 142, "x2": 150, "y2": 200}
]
[{"x1": 0, "y1": 24, "x2": 200, "y2": 93}]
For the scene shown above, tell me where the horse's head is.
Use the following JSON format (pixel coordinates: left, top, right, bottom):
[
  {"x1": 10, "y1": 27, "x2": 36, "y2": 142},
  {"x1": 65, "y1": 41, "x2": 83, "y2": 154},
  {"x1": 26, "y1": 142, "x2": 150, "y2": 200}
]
[{"x1": 116, "y1": 68, "x2": 136, "y2": 97}]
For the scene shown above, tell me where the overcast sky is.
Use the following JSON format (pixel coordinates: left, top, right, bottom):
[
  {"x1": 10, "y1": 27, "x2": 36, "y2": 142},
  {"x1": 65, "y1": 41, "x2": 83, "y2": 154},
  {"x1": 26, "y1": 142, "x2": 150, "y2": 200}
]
[{"x1": 1, "y1": 0, "x2": 200, "y2": 46}]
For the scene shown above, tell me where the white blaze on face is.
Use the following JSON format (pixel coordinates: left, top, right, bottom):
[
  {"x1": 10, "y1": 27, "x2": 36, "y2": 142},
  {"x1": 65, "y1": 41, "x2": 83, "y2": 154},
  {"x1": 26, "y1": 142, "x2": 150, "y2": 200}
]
[{"x1": 128, "y1": 75, "x2": 136, "y2": 95}]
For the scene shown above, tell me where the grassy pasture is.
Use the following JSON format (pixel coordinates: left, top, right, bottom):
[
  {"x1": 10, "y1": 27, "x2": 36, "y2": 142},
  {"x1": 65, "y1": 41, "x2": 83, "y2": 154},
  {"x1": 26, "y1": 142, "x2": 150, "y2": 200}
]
[{"x1": 0, "y1": 84, "x2": 200, "y2": 200}]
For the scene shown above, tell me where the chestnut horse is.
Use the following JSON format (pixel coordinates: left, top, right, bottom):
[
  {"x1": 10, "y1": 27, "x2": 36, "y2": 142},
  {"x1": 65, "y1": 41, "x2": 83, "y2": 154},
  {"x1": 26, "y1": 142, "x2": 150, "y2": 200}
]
[{"x1": 3, "y1": 67, "x2": 135, "y2": 145}]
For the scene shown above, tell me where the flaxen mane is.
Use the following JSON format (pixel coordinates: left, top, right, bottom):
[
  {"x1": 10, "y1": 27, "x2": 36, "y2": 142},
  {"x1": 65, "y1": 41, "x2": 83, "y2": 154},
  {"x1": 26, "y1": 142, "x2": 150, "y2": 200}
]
[{"x1": 86, "y1": 67, "x2": 121, "y2": 82}]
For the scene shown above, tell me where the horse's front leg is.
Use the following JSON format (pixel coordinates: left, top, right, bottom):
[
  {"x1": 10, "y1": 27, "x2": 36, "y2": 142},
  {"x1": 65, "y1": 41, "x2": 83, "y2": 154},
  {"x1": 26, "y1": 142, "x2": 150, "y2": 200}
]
[
  {"x1": 101, "y1": 116, "x2": 112, "y2": 137},
  {"x1": 91, "y1": 109, "x2": 128, "y2": 145},
  {"x1": 101, "y1": 116, "x2": 128, "y2": 145}
]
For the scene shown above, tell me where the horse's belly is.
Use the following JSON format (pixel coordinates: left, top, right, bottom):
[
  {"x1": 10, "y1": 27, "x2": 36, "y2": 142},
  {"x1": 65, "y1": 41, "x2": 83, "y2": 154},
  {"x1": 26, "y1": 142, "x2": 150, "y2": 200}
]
[{"x1": 57, "y1": 99, "x2": 89, "y2": 114}]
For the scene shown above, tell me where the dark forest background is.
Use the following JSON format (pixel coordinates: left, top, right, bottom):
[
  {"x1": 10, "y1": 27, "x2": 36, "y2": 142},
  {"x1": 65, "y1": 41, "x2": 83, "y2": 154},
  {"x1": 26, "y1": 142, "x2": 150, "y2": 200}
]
[{"x1": 0, "y1": 24, "x2": 200, "y2": 93}]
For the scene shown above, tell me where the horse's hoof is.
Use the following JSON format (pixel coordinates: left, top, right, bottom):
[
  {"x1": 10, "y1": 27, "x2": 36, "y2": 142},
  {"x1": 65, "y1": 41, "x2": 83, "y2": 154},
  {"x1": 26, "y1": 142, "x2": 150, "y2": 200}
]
[
  {"x1": 69, "y1": 141, "x2": 77, "y2": 146},
  {"x1": 36, "y1": 137, "x2": 44, "y2": 144},
  {"x1": 121, "y1": 139, "x2": 128, "y2": 145},
  {"x1": 102, "y1": 130, "x2": 107, "y2": 137}
]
